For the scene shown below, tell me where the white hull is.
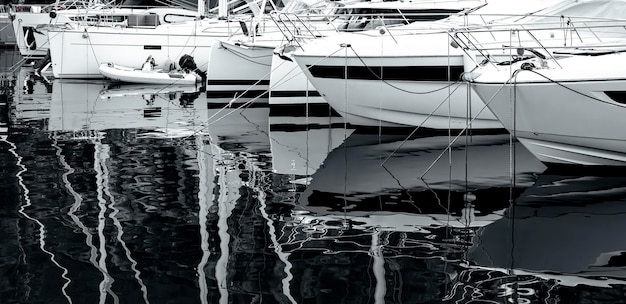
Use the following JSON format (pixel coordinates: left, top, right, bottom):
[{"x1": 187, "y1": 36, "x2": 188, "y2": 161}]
[
  {"x1": 470, "y1": 53, "x2": 626, "y2": 166},
  {"x1": 262, "y1": 0, "x2": 491, "y2": 108},
  {"x1": 12, "y1": 12, "x2": 51, "y2": 57},
  {"x1": 269, "y1": 49, "x2": 341, "y2": 120},
  {"x1": 12, "y1": 7, "x2": 171, "y2": 57},
  {"x1": 291, "y1": 0, "x2": 626, "y2": 130},
  {"x1": 206, "y1": 39, "x2": 274, "y2": 97},
  {"x1": 48, "y1": 19, "x2": 239, "y2": 79},
  {"x1": 269, "y1": 51, "x2": 326, "y2": 106},
  {"x1": 294, "y1": 47, "x2": 501, "y2": 129},
  {"x1": 99, "y1": 62, "x2": 200, "y2": 85},
  {"x1": 206, "y1": 19, "x2": 338, "y2": 99}
]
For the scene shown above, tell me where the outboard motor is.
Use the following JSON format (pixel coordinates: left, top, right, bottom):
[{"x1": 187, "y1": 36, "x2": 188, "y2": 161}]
[{"x1": 179, "y1": 54, "x2": 206, "y2": 83}]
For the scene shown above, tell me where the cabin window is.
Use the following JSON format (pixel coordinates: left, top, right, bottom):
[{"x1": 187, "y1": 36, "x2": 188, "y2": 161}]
[
  {"x1": 605, "y1": 91, "x2": 626, "y2": 104},
  {"x1": 163, "y1": 14, "x2": 196, "y2": 23},
  {"x1": 335, "y1": 8, "x2": 460, "y2": 31},
  {"x1": 128, "y1": 14, "x2": 159, "y2": 28}
]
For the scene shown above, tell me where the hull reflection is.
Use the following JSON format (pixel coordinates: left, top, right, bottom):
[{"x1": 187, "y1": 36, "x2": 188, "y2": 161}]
[
  {"x1": 49, "y1": 80, "x2": 207, "y2": 137},
  {"x1": 468, "y1": 170, "x2": 626, "y2": 283},
  {"x1": 299, "y1": 131, "x2": 546, "y2": 215}
]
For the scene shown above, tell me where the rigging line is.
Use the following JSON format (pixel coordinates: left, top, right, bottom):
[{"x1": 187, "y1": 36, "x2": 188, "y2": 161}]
[
  {"x1": 203, "y1": 52, "x2": 286, "y2": 123},
  {"x1": 84, "y1": 26, "x2": 106, "y2": 73},
  {"x1": 445, "y1": 34, "x2": 453, "y2": 298},
  {"x1": 349, "y1": 45, "x2": 463, "y2": 95},
  {"x1": 374, "y1": 33, "x2": 386, "y2": 209},
  {"x1": 8, "y1": 24, "x2": 48, "y2": 73},
  {"x1": 377, "y1": 30, "x2": 383, "y2": 161},
  {"x1": 380, "y1": 164, "x2": 420, "y2": 210},
  {"x1": 267, "y1": 44, "x2": 345, "y2": 92},
  {"x1": 419, "y1": 70, "x2": 521, "y2": 180},
  {"x1": 8, "y1": 134, "x2": 73, "y2": 304},
  {"x1": 305, "y1": 87, "x2": 310, "y2": 178},
  {"x1": 268, "y1": 53, "x2": 304, "y2": 89},
  {"x1": 342, "y1": 43, "x2": 349, "y2": 223},
  {"x1": 380, "y1": 81, "x2": 465, "y2": 166},
  {"x1": 508, "y1": 68, "x2": 519, "y2": 299},
  {"x1": 205, "y1": 90, "x2": 265, "y2": 126},
  {"x1": 172, "y1": 19, "x2": 200, "y2": 61},
  {"x1": 8, "y1": 57, "x2": 31, "y2": 74},
  {"x1": 463, "y1": 79, "x2": 471, "y2": 251},
  {"x1": 204, "y1": 91, "x2": 260, "y2": 125},
  {"x1": 196, "y1": 45, "x2": 347, "y2": 135},
  {"x1": 0, "y1": 22, "x2": 11, "y2": 32},
  {"x1": 524, "y1": 68, "x2": 626, "y2": 108},
  {"x1": 205, "y1": 46, "x2": 288, "y2": 111}
]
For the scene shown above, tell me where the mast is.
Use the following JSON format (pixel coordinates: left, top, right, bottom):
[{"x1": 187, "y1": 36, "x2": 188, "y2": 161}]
[
  {"x1": 218, "y1": 0, "x2": 228, "y2": 18},
  {"x1": 198, "y1": 0, "x2": 206, "y2": 17}
]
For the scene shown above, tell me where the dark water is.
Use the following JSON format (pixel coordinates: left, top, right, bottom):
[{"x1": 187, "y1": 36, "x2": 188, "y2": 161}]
[{"x1": 2, "y1": 49, "x2": 626, "y2": 303}]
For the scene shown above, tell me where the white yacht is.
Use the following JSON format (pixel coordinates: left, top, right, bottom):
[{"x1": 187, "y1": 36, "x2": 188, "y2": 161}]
[
  {"x1": 46, "y1": 0, "x2": 324, "y2": 79},
  {"x1": 467, "y1": 49, "x2": 626, "y2": 167},
  {"x1": 206, "y1": 0, "x2": 486, "y2": 99},
  {"x1": 290, "y1": 0, "x2": 626, "y2": 130},
  {"x1": 11, "y1": 1, "x2": 197, "y2": 59}
]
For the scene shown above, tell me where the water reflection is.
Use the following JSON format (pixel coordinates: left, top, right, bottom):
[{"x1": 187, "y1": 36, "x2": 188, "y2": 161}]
[
  {"x1": 468, "y1": 169, "x2": 626, "y2": 282},
  {"x1": 298, "y1": 132, "x2": 546, "y2": 216},
  {"x1": 207, "y1": 99, "x2": 270, "y2": 154},
  {"x1": 2, "y1": 55, "x2": 626, "y2": 303},
  {"x1": 441, "y1": 169, "x2": 626, "y2": 303},
  {"x1": 268, "y1": 130, "x2": 545, "y2": 303},
  {"x1": 50, "y1": 80, "x2": 207, "y2": 138}
]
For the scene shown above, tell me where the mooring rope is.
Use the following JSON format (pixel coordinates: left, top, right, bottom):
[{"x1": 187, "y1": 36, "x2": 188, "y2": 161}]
[{"x1": 418, "y1": 70, "x2": 521, "y2": 180}]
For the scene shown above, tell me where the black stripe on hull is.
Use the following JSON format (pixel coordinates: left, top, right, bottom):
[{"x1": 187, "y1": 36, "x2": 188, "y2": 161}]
[
  {"x1": 206, "y1": 90, "x2": 269, "y2": 98},
  {"x1": 206, "y1": 80, "x2": 271, "y2": 86},
  {"x1": 605, "y1": 91, "x2": 626, "y2": 104},
  {"x1": 269, "y1": 90, "x2": 322, "y2": 98},
  {"x1": 269, "y1": 103, "x2": 340, "y2": 117},
  {"x1": 353, "y1": 126, "x2": 508, "y2": 136},
  {"x1": 307, "y1": 65, "x2": 465, "y2": 81},
  {"x1": 207, "y1": 102, "x2": 269, "y2": 109},
  {"x1": 269, "y1": 122, "x2": 352, "y2": 132}
]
